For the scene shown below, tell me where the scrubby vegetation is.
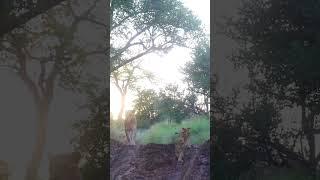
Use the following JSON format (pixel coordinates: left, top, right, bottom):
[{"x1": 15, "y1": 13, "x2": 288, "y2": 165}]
[{"x1": 111, "y1": 115, "x2": 210, "y2": 145}]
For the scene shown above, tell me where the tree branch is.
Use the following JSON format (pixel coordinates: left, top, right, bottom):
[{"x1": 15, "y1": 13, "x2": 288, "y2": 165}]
[
  {"x1": 16, "y1": 57, "x2": 42, "y2": 107},
  {"x1": 0, "y1": 0, "x2": 65, "y2": 37},
  {"x1": 80, "y1": 16, "x2": 108, "y2": 28},
  {"x1": 111, "y1": 48, "x2": 153, "y2": 72},
  {"x1": 70, "y1": 0, "x2": 100, "y2": 24},
  {"x1": 111, "y1": 26, "x2": 151, "y2": 60},
  {"x1": 113, "y1": 74, "x2": 123, "y2": 94},
  {"x1": 112, "y1": 15, "x2": 132, "y2": 30},
  {"x1": 252, "y1": 137, "x2": 312, "y2": 168}
]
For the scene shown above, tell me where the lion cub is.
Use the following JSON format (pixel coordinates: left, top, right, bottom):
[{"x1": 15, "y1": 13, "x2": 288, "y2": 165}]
[
  {"x1": 124, "y1": 110, "x2": 137, "y2": 145},
  {"x1": 175, "y1": 127, "x2": 191, "y2": 162}
]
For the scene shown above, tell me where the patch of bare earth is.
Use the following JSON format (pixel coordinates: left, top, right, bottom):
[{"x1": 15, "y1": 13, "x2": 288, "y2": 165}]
[{"x1": 110, "y1": 140, "x2": 210, "y2": 180}]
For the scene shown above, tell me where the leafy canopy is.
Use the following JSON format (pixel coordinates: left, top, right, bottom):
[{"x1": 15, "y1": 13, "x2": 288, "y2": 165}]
[
  {"x1": 228, "y1": 0, "x2": 320, "y2": 104},
  {"x1": 183, "y1": 40, "x2": 210, "y2": 96},
  {"x1": 111, "y1": 0, "x2": 202, "y2": 71}
]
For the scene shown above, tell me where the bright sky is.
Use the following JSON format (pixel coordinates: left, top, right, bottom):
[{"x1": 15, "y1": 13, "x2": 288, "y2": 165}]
[{"x1": 110, "y1": 0, "x2": 210, "y2": 119}]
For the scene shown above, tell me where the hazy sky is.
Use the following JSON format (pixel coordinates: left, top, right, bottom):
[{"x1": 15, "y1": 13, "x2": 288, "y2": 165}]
[{"x1": 110, "y1": 0, "x2": 210, "y2": 118}]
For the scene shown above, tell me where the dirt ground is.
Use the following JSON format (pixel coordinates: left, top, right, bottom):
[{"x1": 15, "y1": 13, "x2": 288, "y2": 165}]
[{"x1": 110, "y1": 140, "x2": 210, "y2": 180}]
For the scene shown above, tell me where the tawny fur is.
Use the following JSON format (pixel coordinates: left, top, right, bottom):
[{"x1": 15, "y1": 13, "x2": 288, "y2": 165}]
[
  {"x1": 124, "y1": 110, "x2": 137, "y2": 145},
  {"x1": 175, "y1": 128, "x2": 191, "y2": 162}
]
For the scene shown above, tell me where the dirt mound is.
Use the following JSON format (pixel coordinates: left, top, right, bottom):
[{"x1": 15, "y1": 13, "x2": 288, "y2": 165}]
[{"x1": 110, "y1": 140, "x2": 210, "y2": 180}]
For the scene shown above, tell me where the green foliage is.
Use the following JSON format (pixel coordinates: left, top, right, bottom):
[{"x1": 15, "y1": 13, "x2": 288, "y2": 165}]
[
  {"x1": 222, "y1": 0, "x2": 320, "y2": 178},
  {"x1": 136, "y1": 115, "x2": 210, "y2": 144},
  {"x1": 133, "y1": 89, "x2": 159, "y2": 128},
  {"x1": 110, "y1": 115, "x2": 209, "y2": 144},
  {"x1": 183, "y1": 40, "x2": 210, "y2": 96},
  {"x1": 111, "y1": 0, "x2": 134, "y2": 12},
  {"x1": 227, "y1": 0, "x2": 320, "y2": 104},
  {"x1": 181, "y1": 116, "x2": 210, "y2": 144},
  {"x1": 157, "y1": 84, "x2": 190, "y2": 123},
  {"x1": 238, "y1": 96, "x2": 282, "y2": 138},
  {"x1": 111, "y1": 0, "x2": 202, "y2": 71},
  {"x1": 137, "y1": 121, "x2": 179, "y2": 144},
  {"x1": 71, "y1": 91, "x2": 108, "y2": 180},
  {"x1": 182, "y1": 40, "x2": 210, "y2": 113},
  {"x1": 133, "y1": 85, "x2": 197, "y2": 128}
]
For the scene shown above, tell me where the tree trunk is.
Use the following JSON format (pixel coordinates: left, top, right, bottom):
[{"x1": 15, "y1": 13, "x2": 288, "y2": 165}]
[
  {"x1": 307, "y1": 133, "x2": 316, "y2": 180},
  {"x1": 118, "y1": 93, "x2": 126, "y2": 120},
  {"x1": 301, "y1": 102, "x2": 317, "y2": 179},
  {"x1": 25, "y1": 100, "x2": 49, "y2": 180},
  {"x1": 301, "y1": 102, "x2": 306, "y2": 132},
  {"x1": 204, "y1": 94, "x2": 209, "y2": 113}
]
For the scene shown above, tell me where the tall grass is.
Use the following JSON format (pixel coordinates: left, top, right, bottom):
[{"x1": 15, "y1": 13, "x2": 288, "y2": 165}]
[
  {"x1": 110, "y1": 115, "x2": 210, "y2": 144},
  {"x1": 136, "y1": 115, "x2": 210, "y2": 144}
]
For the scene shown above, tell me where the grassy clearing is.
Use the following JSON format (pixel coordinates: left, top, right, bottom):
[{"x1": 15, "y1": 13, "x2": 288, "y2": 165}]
[{"x1": 111, "y1": 115, "x2": 210, "y2": 144}]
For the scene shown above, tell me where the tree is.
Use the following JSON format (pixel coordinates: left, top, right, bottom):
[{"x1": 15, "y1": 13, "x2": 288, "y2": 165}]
[
  {"x1": 111, "y1": 60, "x2": 154, "y2": 120},
  {"x1": 133, "y1": 89, "x2": 159, "y2": 128},
  {"x1": 211, "y1": 85, "x2": 291, "y2": 179},
  {"x1": 182, "y1": 40, "x2": 210, "y2": 112},
  {"x1": 0, "y1": 1, "x2": 106, "y2": 179},
  {"x1": 211, "y1": 87, "x2": 252, "y2": 180},
  {"x1": 157, "y1": 84, "x2": 189, "y2": 123},
  {"x1": 183, "y1": 91, "x2": 203, "y2": 115},
  {"x1": 0, "y1": 0, "x2": 66, "y2": 37},
  {"x1": 133, "y1": 85, "x2": 204, "y2": 128},
  {"x1": 71, "y1": 91, "x2": 108, "y2": 180},
  {"x1": 226, "y1": 0, "x2": 320, "y2": 177},
  {"x1": 110, "y1": 0, "x2": 202, "y2": 72}
]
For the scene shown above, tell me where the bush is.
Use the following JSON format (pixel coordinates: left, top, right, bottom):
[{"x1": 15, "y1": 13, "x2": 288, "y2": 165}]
[
  {"x1": 110, "y1": 115, "x2": 209, "y2": 145},
  {"x1": 133, "y1": 89, "x2": 160, "y2": 129}
]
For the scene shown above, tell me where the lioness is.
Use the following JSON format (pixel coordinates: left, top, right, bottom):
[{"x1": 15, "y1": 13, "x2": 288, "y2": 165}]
[
  {"x1": 124, "y1": 110, "x2": 137, "y2": 145},
  {"x1": 175, "y1": 127, "x2": 191, "y2": 162}
]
